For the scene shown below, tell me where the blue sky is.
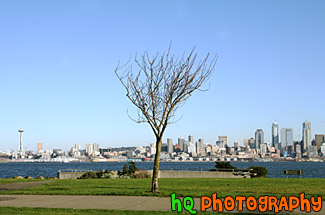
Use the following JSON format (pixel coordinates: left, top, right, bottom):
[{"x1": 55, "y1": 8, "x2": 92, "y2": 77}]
[{"x1": 1, "y1": 0, "x2": 324, "y2": 151}]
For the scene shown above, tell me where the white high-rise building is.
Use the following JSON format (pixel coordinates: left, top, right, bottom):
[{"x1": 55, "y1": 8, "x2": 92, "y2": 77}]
[
  {"x1": 149, "y1": 142, "x2": 156, "y2": 155},
  {"x1": 167, "y1": 138, "x2": 173, "y2": 154},
  {"x1": 196, "y1": 139, "x2": 205, "y2": 155},
  {"x1": 75, "y1": 144, "x2": 80, "y2": 152},
  {"x1": 260, "y1": 143, "x2": 267, "y2": 155},
  {"x1": 86, "y1": 143, "x2": 99, "y2": 156},
  {"x1": 281, "y1": 128, "x2": 293, "y2": 151},
  {"x1": 302, "y1": 120, "x2": 312, "y2": 153},
  {"x1": 187, "y1": 141, "x2": 196, "y2": 153}
]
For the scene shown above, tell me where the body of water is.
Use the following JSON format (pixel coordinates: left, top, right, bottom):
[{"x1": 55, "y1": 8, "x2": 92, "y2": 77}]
[{"x1": 0, "y1": 161, "x2": 324, "y2": 178}]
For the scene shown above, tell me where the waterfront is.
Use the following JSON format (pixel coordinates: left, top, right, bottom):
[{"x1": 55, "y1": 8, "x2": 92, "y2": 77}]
[{"x1": 0, "y1": 161, "x2": 324, "y2": 179}]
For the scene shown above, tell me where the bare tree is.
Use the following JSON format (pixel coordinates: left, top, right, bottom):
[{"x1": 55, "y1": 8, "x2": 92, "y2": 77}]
[{"x1": 115, "y1": 45, "x2": 217, "y2": 192}]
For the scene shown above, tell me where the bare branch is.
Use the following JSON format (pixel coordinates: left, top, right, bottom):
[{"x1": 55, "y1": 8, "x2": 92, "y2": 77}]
[{"x1": 115, "y1": 44, "x2": 217, "y2": 192}]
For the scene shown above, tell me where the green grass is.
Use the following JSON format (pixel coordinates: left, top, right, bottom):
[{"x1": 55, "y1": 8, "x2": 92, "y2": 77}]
[
  {"x1": 0, "y1": 179, "x2": 46, "y2": 184},
  {"x1": 0, "y1": 178, "x2": 324, "y2": 200}
]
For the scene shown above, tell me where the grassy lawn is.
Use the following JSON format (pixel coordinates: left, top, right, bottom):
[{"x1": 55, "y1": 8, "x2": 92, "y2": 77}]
[
  {"x1": 0, "y1": 178, "x2": 324, "y2": 200},
  {"x1": 0, "y1": 179, "x2": 46, "y2": 185}
]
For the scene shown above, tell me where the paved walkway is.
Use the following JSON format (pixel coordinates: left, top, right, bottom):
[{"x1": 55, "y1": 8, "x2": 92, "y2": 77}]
[{"x1": 0, "y1": 194, "x2": 324, "y2": 214}]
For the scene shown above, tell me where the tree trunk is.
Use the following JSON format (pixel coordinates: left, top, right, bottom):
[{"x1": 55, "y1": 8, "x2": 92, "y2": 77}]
[{"x1": 151, "y1": 136, "x2": 162, "y2": 193}]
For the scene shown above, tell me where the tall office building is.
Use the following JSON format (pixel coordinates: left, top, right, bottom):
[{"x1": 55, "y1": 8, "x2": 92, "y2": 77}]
[
  {"x1": 248, "y1": 138, "x2": 255, "y2": 149},
  {"x1": 86, "y1": 143, "x2": 99, "y2": 155},
  {"x1": 161, "y1": 143, "x2": 168, "y2": 152},
  {"x1": 272, "y1": 122, "x2": 279, "y2": 148},
  {"x1": 93, "y1": 143, "x2": 99, "y2": 153},
  {"x1": 216, "y1": 141, "x2": 225, "y2": 149},
  {"x1": 244, "y1": 139, "x2": 249, "y2": 151},
  {"x1": 260, "y1": 143, "x2": 267, "y2": 155},
  {"x1": 315, "y1": 134, "x2": 325, "y2": 153},
  {"x1": 281, "y1": 128, "x2": 293, "y2": 151},
  {"x1": 188, "y1": 135, "x2": 194, "y2": 143},
  {"x1": 187, "y1": 141, "x2": 196, "y2": 153},
  {"x1": 196, "y1": 139, "x2": 205, "y2": 155},
  {"x1": 75, "y1": 144, "x2": 80, "y2": 152},
  {"x1": 149, "y1": 143, "x2": 156, "y2": 155},
  {"x1": 218, "y1": 136, "x2": 228, "y2": 146},
  {"x1": 37, "y1": 142, "x2": 43, "y2": 154},
  {"x1": 295, "y1": 144, "x2": 302, "y2": 159},
  {"x1": 167, "y1": 138, "x2": 173, "y2": 154},
  {"x1": 183, "y1": 141, "x2": 193, "y2": 153},
  {"x1": 178, "y1": 137, "x2": 185, "y2": 151},
  {"x1": 255, "y1": 129, "x2": 264, "y2": 150},
  {"x1": 86, "y1": 144, "x2": 93, "y2": 155},
  {"x1": 244, "y1": 139, "x2": 249, "y2": 147},
  {"x1": 302, "y1": 120, "x2": 312, "y2": 153}
]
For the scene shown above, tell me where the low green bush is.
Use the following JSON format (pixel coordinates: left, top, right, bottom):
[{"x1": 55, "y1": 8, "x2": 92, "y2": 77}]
[
  {"x1": 215, "y1": 161, "x2": 237, "y2": 169},
  {"x1": 79, "y1": 170, "x2": 113, "y2": 179},
  {"x1": 249, "y1": 166, "x2": 268, "y2": 178}
]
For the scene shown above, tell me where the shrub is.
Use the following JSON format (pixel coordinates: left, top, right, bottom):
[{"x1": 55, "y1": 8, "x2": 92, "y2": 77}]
[
  {"x1": 249, "y1": 166, "x2": 268, "y2": 178},
  {"x1": 79, "y1": 170, "x2": 113, "y2": 179},
  {"x1": 118, "y1": 165, "x2": 128, "y2": 176},
  {"x1": 133, "y1": 170, "x2": 151, "y2": 179},
  {"x1": 79, "y1": 171, "x2": 96, "y2": 179},
  {"x1": 215, "y1": 161, "x2": 237, "y2": 170}
]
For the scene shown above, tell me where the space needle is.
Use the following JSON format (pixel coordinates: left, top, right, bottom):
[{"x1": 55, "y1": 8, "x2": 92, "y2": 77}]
[{"x1": 18, "y1": 128, "x2": 24, "y2": 152}]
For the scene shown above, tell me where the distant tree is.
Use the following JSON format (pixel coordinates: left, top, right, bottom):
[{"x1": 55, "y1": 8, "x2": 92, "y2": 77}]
[
  {"x1": 215, "y1": 161, "x2": 237, "y2": 170},
  {"x1": 118, "y1": 164, "x2": 128, "y2": 176},
  {"x1": 118, "y1": 162, "x2": 138, "y2": 177},
  {"x1": 127, "y1": 161, "x2": 138, "y2": 175},
  {"x1": 249, "y1": 166, "x2": 268, "y2": 177},
  {"x1": 115, "y1": 44, "x2": 217, "y2": 192}
]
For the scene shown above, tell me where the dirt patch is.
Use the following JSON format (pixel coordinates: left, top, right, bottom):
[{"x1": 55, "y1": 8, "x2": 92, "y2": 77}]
[
  {"x1": 0, "y1": 197, "x2": 16, "y2": 201},
  {"x1": 0, "y1": 181, "x2": 52, "y2": 191}
]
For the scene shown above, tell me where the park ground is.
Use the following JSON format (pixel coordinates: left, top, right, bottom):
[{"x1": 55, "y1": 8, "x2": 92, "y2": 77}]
[{"x1": 0, "y1": 178, "x2": 324, "y2": 214}]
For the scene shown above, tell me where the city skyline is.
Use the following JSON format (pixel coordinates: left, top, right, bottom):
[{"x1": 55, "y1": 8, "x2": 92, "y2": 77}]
[
  {"x1": 2, "y1": 119, "x2": 324, "y2": 152},
  {"x1": 3, "y1": 118, "x2": 325, "y2": 162},
  {"x1": 1, "y1": 1, "x2": 325, "y2": 150}
]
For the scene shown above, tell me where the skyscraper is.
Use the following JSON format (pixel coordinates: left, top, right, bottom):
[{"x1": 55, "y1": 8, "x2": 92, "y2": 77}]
[
  {"x1": 86, "y1": 143, "x2": 99, "y2": 156},
  {"x1": 37, "y1": 142, "x2": 43, "y2": 154},
  {"x1": 255, "y1": 129, "x2": 264, "y2": 150},
  {"x1": 75, "y1": 144, "x2": 80, "y2": 152},
  {"x1": 244, "y1": 139, "x2": 249, "y2": 147},
  {"x1": 272, "y1": 122, "x2": 279, "y2": 148},
  {"x1": 248, "y1": 138, "x2": 255, "y2": 149},
  {"x1": 218, "y1": 136, "x2": 228, "y2": 146},
  {"x1": 167, "y1": 138, "x2": 173, "y2": 154},
  {"x1": 196, "y1": 139, "x2": 204, "y2": 155},
  {"x1": 302, "y1": 120, "x2": 311, "y2": 153},
  {"x1": 315, "y1": 134, "x2": 325, "y2": 153},
  {"x1": 281, "y1": 128, "x2": 293, "y2": 151},
  {"x1": 178, "y1": 137, "x2": 185, "y2": 151},
  {"x1": 188, "y1": 135, "x2": 194, "y2": 143}
]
